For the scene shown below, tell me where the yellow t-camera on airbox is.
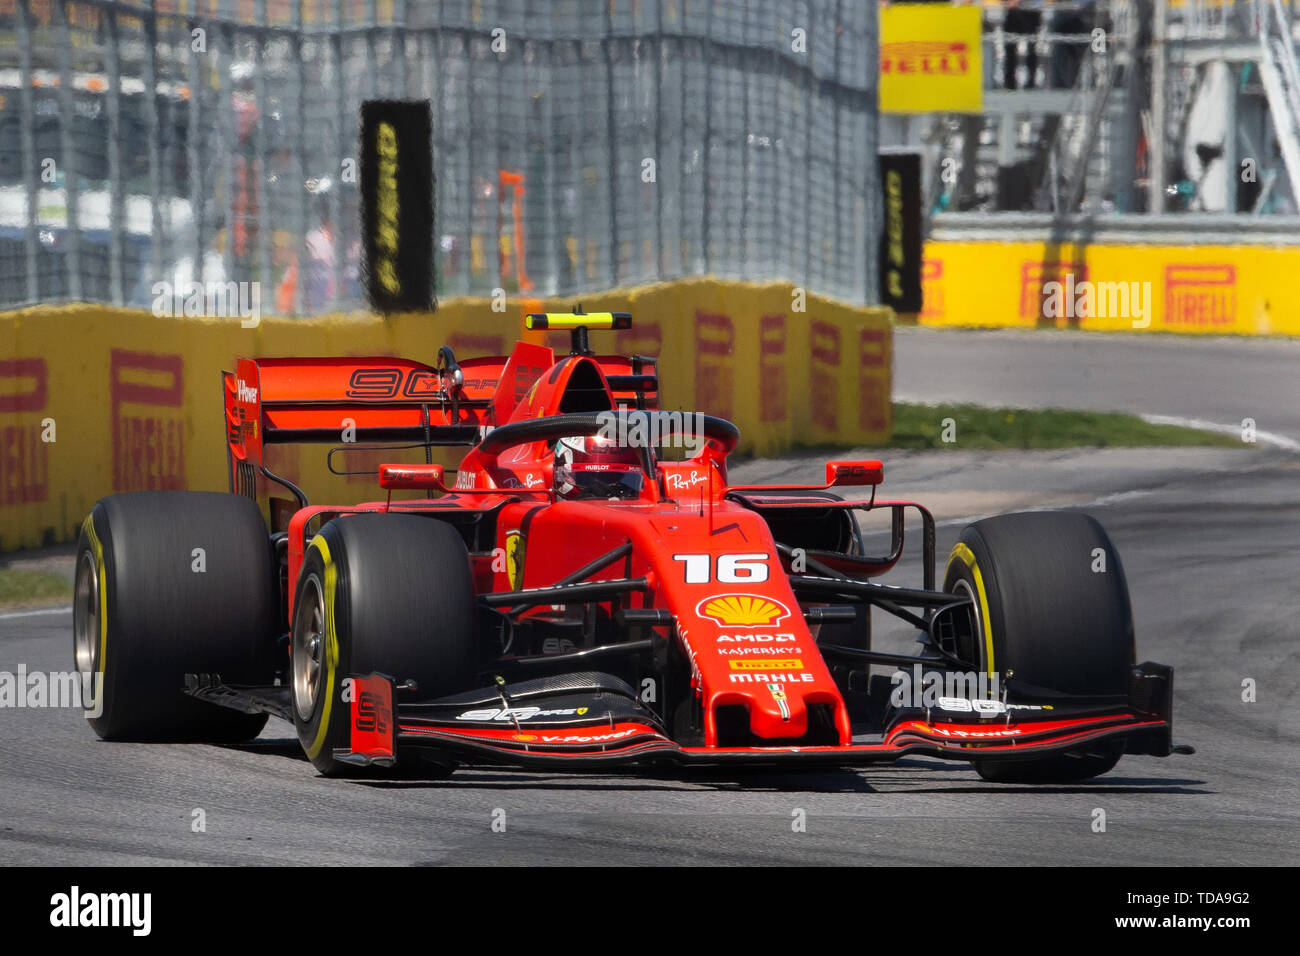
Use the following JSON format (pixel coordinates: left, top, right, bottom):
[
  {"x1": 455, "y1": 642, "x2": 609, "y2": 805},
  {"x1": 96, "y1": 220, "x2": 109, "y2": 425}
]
[{"x1": 524, "y1": 311, "x2": 632, "y2": 331}]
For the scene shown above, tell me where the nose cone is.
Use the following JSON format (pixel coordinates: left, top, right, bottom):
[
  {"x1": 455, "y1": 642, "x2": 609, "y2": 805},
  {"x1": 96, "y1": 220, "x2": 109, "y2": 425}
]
[
  {"x1": 725, "y1": 672, "x2": 812, "y2": 738},
  {"x1": 627, "y1": 511, "x2": 850, "y2": 746},
  {"x1": 688, "y1": 598, "x2": 825, "y2": 743}
]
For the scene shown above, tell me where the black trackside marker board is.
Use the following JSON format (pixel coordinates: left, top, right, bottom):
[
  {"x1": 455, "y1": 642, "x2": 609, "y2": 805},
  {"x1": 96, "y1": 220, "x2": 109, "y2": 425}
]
[
  {"x1": 360, "y1": 100, "x2": 435, "y2": 313},
  {"x1": 878, "y1": 151, "x2": 923, "y2": 315}
]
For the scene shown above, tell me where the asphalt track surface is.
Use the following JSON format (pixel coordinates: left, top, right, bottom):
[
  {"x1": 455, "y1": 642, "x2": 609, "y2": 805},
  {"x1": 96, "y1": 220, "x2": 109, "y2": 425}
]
[
  {"x1": 2, "y1": 330, "x2": 1298, "y2": 865},
  {"x1": 895, "y1": 326, "x2": 1300, "y2": 446}
]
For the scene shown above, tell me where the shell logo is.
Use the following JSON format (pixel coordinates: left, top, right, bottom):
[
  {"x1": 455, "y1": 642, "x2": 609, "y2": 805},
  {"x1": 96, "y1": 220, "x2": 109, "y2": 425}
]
[{"x1": 696, "y1": 594, "x2": 791, "y2": 627}]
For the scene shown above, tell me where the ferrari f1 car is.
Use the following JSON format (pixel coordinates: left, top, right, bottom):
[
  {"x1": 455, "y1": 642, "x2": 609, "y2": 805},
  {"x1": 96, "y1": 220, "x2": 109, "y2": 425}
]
[{"x1": 73, "y1": 312, "x2": 1188, "y2": 782}]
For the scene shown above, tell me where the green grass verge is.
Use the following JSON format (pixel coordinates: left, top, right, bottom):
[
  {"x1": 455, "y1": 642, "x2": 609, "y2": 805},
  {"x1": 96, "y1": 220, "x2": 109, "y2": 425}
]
[
  {"x1": 0, "y1": 569, "x2": 73, "y2": 610},
  {"x1": 885, "y1": 402, "x2": 1245, "y2": 451}
]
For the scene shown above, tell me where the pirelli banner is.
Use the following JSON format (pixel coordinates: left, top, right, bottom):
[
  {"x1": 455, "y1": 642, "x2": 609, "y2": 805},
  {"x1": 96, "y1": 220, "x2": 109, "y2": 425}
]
[
  {"x1": 0, "y1": 282, "x2": 892, "y2": 550},
  {"x1": 360, "y1": 100, "x2": 435, "y2": 313},
  {"x1": 916, "y1": 240, "x2": 1300, "y2": 334},
  {"x1": 879, "y1": 4, "x2": 983, "y2": 114},
  {"x1": 879, "y1": 151, "x2": 924, "y2": 315}
]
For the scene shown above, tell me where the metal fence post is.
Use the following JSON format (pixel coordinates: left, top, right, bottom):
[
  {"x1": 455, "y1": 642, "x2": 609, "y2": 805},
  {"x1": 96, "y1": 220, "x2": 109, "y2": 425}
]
[
  {"x1": 702, "y1": 1, "x2": 714, "y2": 274},
  {"x1": 832, "y1": 0, "x2": 844, "y2": 297},
  {"x1": 330, "y1": 0, "x2": 346, "y2": 310},
  {"x1": 218, "y1": 20, "x2": 235, "y2": 293},
  {"x1": 393, "y1": 0, "x2": 408, "y2": 99},
  {"x1": 654, "y1": 2, "x2": 665, "y2": 279},
  {"x1": 144, "y1": 1, "x2": 163, "y2": 296},
  {"x1": 253, "y1": 0, "x2": 271, "y2": 306},
  {"x1": 802, "y1": 0, "x2": 815, "y2": 290},
  {"x1": 187, "y1": 10, "x2": 204, "y2": 286},
  {"x1": 16, "y1": 0, "x2": 39, "y2": 304},
  {"x1": 106, "y1": 3, "x2": 124, "y2": 306},
  {"x1": 1148, "y1": 0, "x2": 1167, "y2": 213},
  {"x1": 604, "y1": 6, "x2": 620, "y2": 289},
  {"x1": 292, "y1": 0, "x2": 306, "y2": 314},
  {"x1": 54, "y1": 0, "x2": 81, "y2": 301}
]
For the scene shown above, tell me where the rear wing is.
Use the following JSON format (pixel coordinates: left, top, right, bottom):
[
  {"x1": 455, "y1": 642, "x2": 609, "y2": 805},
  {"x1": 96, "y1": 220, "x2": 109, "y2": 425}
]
[{"x1": 223, "y1": 335, "x2": 659, "y2": 498}]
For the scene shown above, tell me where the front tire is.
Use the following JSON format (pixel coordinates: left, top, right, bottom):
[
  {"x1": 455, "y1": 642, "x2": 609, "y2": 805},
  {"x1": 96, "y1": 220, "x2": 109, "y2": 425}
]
[
  {"x1": 943, "y1": 511, "x2": 1134, "y2": 783},
  {"x1": 74, "y1": 492, "x2": 276, "y2": 742},
  {"x1": 291, "y1": 515, "x2": 477, "y2": 776}
]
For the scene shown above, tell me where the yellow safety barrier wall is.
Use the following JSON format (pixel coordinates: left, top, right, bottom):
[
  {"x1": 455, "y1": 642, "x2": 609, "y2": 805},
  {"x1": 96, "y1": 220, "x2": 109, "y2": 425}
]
[
  {"x1": 0, "y1": 279, "x2": 892, "y2": 551},
  {"x1": 916, "y1": 241, "x2": 1300, "y2": 335}
]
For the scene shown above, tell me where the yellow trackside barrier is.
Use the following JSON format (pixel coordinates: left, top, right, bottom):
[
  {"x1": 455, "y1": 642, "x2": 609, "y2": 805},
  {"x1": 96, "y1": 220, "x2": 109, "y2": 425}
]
[
  {"x1": 0, "y1": 280, "x2": 892, "y2": 551},
  {"x1": 915, "y1": 240, "x2": 1300, "y2": 335}
]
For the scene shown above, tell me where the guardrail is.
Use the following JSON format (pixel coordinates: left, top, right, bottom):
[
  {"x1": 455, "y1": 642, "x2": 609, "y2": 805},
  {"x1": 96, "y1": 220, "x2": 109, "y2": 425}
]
[{"x1": 930, "y1": 212, "x2": 1300, "y2": 245}]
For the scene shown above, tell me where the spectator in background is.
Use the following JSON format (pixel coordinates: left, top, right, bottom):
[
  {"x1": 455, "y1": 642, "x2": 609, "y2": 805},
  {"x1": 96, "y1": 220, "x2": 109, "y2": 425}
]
[
  {"x1": 273, "y1": 228, "x2": 298, "y2": 314},
  {"x1": 130, "y1": 218, "x2": 227, "y2": 310},
  {"x1": 340, "y1": 191, "x2": 364, "y2": 306},
  {"x1": 1051, "y1": 0, "x2": 1095, "y2": 89},
  {"x1": 1003, "y1": 0, "x2": 1042, "y2": 90},
  {"x1": 301, "y1": 196, "x2": 338, "y2": 313}
]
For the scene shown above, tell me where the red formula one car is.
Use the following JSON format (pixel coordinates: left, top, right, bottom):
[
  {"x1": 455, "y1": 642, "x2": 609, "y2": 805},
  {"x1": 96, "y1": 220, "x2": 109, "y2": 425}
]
[{"x1": 73, "y1": 313, "x2": 1188, "y2": 782}]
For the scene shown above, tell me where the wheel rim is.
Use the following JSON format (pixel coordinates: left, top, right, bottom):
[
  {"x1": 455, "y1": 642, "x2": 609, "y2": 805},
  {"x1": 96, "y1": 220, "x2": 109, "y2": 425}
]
[
  {"x1": 73, "y1": 551, "x2": 100, "y2": 677},
  {"x1": 292, "y1": 574, "x2": 326, "y2": 722},
  {"x1": 950, "y1": 578, "x2": 986, "y2": 684}
]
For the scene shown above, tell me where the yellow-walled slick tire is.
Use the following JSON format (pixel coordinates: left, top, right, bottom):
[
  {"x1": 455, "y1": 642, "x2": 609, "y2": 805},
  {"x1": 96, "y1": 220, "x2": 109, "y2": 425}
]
[
  {"x1": 74, "y1": 492, "x2": 276, "y2": 742},
  {"x1": 290, "y1": 515, "x2": 477, "y2": 776},
  {"x1": 943, "y1": 511, "x2": 1134, "y2": 783}
]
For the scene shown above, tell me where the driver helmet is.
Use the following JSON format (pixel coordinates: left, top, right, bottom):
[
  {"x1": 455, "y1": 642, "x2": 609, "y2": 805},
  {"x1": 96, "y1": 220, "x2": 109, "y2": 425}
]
[{"x1": 553, "y1": 435, "x2": 644, "y2": 500}]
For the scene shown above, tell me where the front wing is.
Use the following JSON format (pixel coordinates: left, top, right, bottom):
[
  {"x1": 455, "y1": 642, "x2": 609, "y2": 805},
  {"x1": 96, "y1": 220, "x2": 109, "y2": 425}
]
[{"x1": 329, "y1": 664, "x2": 1183, "y2": 771}]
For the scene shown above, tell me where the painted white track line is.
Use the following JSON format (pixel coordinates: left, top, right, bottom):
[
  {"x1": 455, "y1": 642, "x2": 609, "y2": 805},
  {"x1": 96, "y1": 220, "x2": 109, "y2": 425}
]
[
  {"x1": 0, "y1": 606, "x2": 71, "y2": 621},
  {"x1": 1139, "y1": 414, "x2": 1300, "y2": 452}
]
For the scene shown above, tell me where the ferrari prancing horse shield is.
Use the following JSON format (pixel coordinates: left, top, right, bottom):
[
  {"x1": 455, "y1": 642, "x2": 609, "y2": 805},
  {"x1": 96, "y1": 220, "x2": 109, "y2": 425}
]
[{"x1": 506, "y1": 531, "x2": 525, "y2": 589}]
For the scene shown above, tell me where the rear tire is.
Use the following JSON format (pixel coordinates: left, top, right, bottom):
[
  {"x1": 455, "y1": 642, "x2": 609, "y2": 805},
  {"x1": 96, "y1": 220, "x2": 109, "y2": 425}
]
[
  {"x1": 74, "y1": 492, "x2": 276, "y2": 742},
  {"x1": 942, "y1": 511, "x2": 1134, "y2": 783},
  {"x1": 290, "y1": 515, "x2": 477, "y2": 776}
]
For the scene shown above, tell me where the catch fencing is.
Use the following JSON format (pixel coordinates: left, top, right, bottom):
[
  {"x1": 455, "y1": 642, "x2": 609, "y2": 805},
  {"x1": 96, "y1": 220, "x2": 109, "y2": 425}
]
[{"x1": 0, "y1": 0, "x2": 881, "y2": 313}]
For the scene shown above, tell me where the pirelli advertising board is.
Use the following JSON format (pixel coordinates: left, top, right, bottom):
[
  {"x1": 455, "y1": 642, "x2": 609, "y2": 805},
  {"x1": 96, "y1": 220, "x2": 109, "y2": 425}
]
[
  {"x1": 879, "y1": 151, "x2": 924, "y2": 315},
  {"x1": 879, "y1": 4, "x2": 983, "y2": 114},
  {"x1": 360, "y1": 100, "x2": 436, "y2": 313}
]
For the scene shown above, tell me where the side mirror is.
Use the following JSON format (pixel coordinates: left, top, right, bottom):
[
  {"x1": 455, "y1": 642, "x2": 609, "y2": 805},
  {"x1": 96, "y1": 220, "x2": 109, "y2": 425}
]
[
  {"x1": 378, "y1": 463, "x2": 447, "y2": 492},
  {"x1": 824, "y1": 460, "x2": 884, "y2": 487}
]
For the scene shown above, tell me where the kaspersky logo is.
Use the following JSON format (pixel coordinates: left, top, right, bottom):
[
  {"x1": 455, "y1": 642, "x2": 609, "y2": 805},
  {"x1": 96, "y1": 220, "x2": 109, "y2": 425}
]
[{"x1": 696, "y1": 594, "x2": 791, "y2": 627}]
